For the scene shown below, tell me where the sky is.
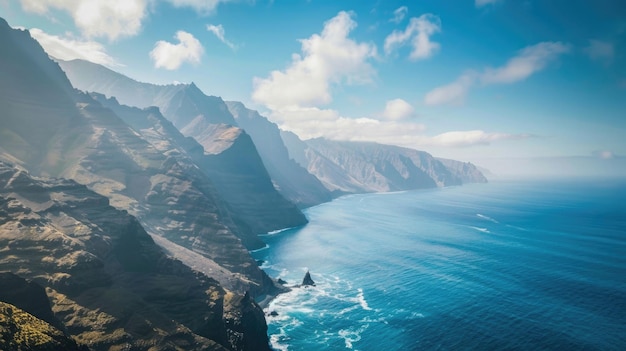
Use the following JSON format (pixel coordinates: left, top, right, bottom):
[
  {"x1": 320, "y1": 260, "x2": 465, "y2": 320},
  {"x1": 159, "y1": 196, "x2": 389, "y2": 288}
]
[{"x1": 2, "y1": 0, "x2": 625, "y2": 168}]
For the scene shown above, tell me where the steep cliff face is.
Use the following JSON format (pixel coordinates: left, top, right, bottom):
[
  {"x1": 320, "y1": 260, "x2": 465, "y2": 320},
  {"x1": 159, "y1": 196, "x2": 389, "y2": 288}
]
[
  {"x1": 281, "y1": 133, "x2": 487, "y2": 193},
  {"x1": 0, "y1": 21, "x2": 280, "y2": 298},
  {"x1": 436, "y1": 158, "x2": 488, "y2": 184},
  {"x1": 58, "y1": 58, "x2": 308, "y2": 234},
  {"x1": 225, "y1": 102, "x2": 332, "y2": 208},
  {"x1": 90, "y1": 94, "x2": 306, "y2": 243},
  {"x1": 294, "y1": 138, "x2": 460, "y2": 193},
  {"x1": 0, "y1": 162, "x2": 270, "y2": 351}
]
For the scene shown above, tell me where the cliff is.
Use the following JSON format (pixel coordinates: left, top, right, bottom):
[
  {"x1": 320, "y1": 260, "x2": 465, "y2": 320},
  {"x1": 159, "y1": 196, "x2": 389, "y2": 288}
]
[
  {"x1": 0, "y1": 162, "x2": 270, "y2": 351},
  {"x1": 0, "y1": 20, "x2": 281, "y2": 297},
  {"x1": 225, "y1": 101, "x2": 332, "y2": 207},
  {"x1": 283, "y1": 137, "x2": 464, "y2": 193},
  {"x1": 58, "y1": 59, "x2": 309, "y2": 232}
]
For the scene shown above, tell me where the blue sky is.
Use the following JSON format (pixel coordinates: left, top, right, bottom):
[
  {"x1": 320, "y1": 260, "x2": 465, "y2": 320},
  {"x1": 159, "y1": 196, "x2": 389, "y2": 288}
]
[{"x1": 3, "y1": 0, "x2": 625, "y2": 164}]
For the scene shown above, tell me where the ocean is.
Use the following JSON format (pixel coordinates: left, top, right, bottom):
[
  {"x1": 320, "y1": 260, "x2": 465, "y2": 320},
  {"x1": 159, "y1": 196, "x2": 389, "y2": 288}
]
[{"x1": 252, "y1": 179, "x2": 626, "y2": 351}]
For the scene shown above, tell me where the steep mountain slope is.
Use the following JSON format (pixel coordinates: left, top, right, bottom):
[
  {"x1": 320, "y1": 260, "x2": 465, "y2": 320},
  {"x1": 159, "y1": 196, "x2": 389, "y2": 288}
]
[
  {"x1": 58, "y1": 58, "x2": 308, "y2": 233},
  {"x1": 0, "y1": 162, "x2": 269, "y2": 351},
  {"x1": 91, "y1": 93, "x2": 306, "y2": 241},
  {"x1": 0, "y1": 302, "x2": 87, "y2": 351},
  {"x1": 281, "y1": 133, "x2": 486, "y2": 194},
  {"x1": 0, "y1": 19, "x2": 277, "y2": 297},
  {"x1": 436, "y1": 158, "x2": 488, "y2": 184},
  {"x1": 225, "y1": 101, "x2": 332, "y2": 207}
]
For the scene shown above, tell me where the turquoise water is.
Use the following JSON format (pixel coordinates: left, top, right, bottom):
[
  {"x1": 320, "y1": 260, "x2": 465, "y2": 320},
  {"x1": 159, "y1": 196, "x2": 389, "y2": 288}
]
[{"x1": 252, "y1": 180, "x2": 626, "y2": 350}]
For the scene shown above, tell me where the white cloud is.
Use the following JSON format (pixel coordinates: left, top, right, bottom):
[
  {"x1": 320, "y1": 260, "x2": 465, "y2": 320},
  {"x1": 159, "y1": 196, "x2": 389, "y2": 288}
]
[
  {"x1": 424, "y1": 72, "x2": 476, "y2": 106},
  {"x1": 390, "y1": 6, "x2": 408, "y2": 24},
  {"x1": 166, "y1": 0, "x2": 232, "y2": 14},
  {"x1": 382, "y1": 99, "x2": 415, "y2": 120},
  {"x1": 29, "y1": 28, "x2": 120, "y2": 66},
  {"x1": 20, "y1": 0, "x2": 147, "y2": 41},
  {"x1": 584, "y1": 40, "x2": 614, "y2": 64},
  {"x1": 475, "y1": 0, "x2": 501, "y2": 7},
  {"x1": 150, "y1": 31, "x2": 204, "y2": 70},
  {"x1": 384, "y1": 14, "x2": 441, "y2": 60},
  {"x1": 272, "y1": 106, "x2": 426, "y2": 146},
  {"x1": 206, "y1": 24, "x2": 236, "y2": 49},
  {"x1": 252, "y1": 11, "x2": 377, "y2": 109},
  {"x1": 425, "y1": 130, "x2": 530, "y2": 147},
  {"x1": 481, "y1": 42, "x2": 570, "y2": 84},
  {"x1": 425, "y1": 42, "x2": 570, "y2": 105}
]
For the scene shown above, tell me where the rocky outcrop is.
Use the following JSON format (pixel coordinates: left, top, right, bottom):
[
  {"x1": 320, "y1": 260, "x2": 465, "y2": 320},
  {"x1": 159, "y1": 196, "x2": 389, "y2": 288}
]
[
  {"x1": 301, "y1": 271, "x2": 315, "y2": 287},
  {"x1": 0, "y1": 162, "x2": 270, "y2": 351},
  {"x1": 58, "y1": 59, "x2": 308, "y2": 235}
]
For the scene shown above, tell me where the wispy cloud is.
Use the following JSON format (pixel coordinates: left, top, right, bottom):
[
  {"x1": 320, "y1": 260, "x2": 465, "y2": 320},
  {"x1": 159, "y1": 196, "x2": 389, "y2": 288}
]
[
  {"x1": 252, "y1": 11, "x2": 377, "y2": 109},
  {"x1": 424, "y1": 42, "x2": 570, "y2": 105},
  {"x1": 424, "y1": 72, "x2": 476, "y2": 106},
  {"x1": 390, "y1": 6, "x2": 408, "y2": 24},
  {"x1": 206, "y1": 24, "x2": 236, "y2": 49},
  {"x1": 481, "y1": 42, "x2": 570, "y2": 84},
  {"x1": 166, "y1": 0, "x2": 233, "y2": 14},
  {"x1": 475, "y1": 0, "x2": 502, "y2": 8},
  {"x1": 584, "y1": 40, "x2": 614, "y2": 64},
  {"x1": 29, "y1": 28, "x2": 120, "y2": 66},
  {"x1": 150, "y1": 31, "x2": 204, "y2": 70},
  {"x1": 384, "y1": 14, "x2": 441, "y2": 60},
  {"x1": 20, "y1": 0, "x2": 148, "y2": 41}
]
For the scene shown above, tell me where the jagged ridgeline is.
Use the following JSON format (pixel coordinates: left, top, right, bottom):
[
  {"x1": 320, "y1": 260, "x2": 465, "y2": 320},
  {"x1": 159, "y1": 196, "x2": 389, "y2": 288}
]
[
  {"x1": 54, "y1": 58, "x2": 487, "y2": 201},
  {"x1": 0, "y1": 18, "x2": 272, "y2": 350}
]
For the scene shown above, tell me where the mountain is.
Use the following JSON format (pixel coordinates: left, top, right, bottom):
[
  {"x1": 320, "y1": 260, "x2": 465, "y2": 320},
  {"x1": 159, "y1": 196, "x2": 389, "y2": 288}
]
[
  {"x1": 57, "y1": 58, "x2": 309, "y2": 232},
  {"x1": 436, "y1": 158, "x2": 488, "y2": 184},
  {"x1": 1, "y1": 17, "x2": 291, "y2": 298},
  {"x1": 225, "y1": 101, "x2": 332, "y2": 207},
  {"x1": 0, "y1": 162, "x2": 269, "y2": 350},
  {"x1": 281, "y1": 133, "x2": 486, "y2": 194},
  {"x1": 89, "y1": 93, "x2": 306, "y2": 247},
  {"x1": 0, "y1": 301, "x2": 87, "y2": 351}
]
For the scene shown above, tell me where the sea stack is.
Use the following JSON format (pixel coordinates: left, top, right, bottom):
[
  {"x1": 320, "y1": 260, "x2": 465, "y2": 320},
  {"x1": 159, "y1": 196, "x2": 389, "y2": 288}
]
[{"x1": 302, "y1": 271, "x2": 316, "y2": 286}]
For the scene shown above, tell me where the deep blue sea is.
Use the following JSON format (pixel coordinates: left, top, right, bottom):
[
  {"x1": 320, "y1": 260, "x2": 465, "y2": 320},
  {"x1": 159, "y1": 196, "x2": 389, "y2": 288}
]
[{"x1": 252, "y1": 179, "x2": 626, "y2": 351}]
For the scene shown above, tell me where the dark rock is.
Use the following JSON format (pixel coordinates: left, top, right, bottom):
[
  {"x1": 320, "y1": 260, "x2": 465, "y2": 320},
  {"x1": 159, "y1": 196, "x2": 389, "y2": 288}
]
[
  {"x1": 0, "y1": 272, "x2": 64, "y2": 331},
  {"x1": 269, "y1": 311, "x2": 278, "y2": 317},
  {"x1": 301, "y1": 271, "x2": 315, "y2": 287},
  {"x1": 276, "y1": 278, "x2": 287, "y2": 285}
]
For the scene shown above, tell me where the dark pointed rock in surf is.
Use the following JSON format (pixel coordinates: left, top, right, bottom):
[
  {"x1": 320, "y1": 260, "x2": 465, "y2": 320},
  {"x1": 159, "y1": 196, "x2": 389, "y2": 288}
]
[
  {"x1": 277, "y1": 278, "x2": 287, "y2": 285},
  {"x1": 302, "y1": 271, "x2": 315, "y2": 286}
]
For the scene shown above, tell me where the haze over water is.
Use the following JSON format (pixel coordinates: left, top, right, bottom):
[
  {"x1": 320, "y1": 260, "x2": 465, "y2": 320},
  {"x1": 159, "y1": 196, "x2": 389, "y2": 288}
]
[{"x1": 253, "y1": 180, "x2": 626, "y2": 350}]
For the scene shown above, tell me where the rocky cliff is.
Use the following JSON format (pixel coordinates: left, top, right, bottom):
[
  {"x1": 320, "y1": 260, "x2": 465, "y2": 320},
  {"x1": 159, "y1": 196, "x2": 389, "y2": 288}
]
[
  {"x1": 58, "y1": 59, "x2": 309, "y2": 232},
  {"x1": 90, "y1": 93, "x2": 306, "y2": 244},
  {"x1": 0, "y1": 162, "x2": 270, "y2": 351},
  {"x1": 225, "y1": 101, "x2": 332, "y2": 208},
  {"x1": 281, "y1": 134, "x2": 487, "y2": 194},
  {"x1": 0, "y1": 20, "x2": 282, "y2": 298},
  {"x1": 436, "y1": 158, "x2": 488, "y2": 184}
]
